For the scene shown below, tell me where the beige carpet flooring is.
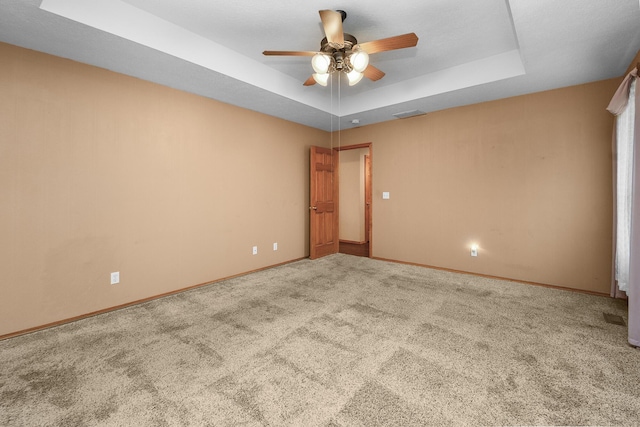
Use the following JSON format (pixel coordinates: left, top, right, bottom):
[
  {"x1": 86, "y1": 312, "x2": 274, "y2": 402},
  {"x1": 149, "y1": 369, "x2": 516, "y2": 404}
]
[{"x1": 0, "y1": 254, "x2": 638, "y2": 426}]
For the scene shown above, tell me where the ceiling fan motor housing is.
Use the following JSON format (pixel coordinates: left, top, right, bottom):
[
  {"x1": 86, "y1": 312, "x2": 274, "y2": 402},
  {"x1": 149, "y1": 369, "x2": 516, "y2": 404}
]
[
  {"x1": 320, "y1": 33, "x2": 359, "y2": 72},
  {"x1": 320, "y1": 33, "x2": 357, "y2": 51}
]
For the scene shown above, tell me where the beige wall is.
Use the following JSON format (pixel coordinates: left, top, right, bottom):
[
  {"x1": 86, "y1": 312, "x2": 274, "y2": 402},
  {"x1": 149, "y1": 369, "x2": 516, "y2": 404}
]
[
  {"x1": 339, "y1": 148, "x2": 369, "y2": 242},
  {"x1": 340, "y1": 78, "x2": 620, "y2": 293},
  {"x1": 0, "y1": 43, "x2": 328, "y2": 336}
]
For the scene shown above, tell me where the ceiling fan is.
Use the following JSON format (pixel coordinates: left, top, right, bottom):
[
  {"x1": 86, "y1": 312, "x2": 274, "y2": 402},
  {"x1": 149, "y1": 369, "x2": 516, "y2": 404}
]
[{"x1": 263, "y1": 10, "x2": 419, "y2": 87}]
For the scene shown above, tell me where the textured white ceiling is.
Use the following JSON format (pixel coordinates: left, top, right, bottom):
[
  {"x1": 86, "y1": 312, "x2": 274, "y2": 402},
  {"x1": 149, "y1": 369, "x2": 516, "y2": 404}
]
[{"x1": 1, "y1": 0, "x2": 639, "y2": 131}]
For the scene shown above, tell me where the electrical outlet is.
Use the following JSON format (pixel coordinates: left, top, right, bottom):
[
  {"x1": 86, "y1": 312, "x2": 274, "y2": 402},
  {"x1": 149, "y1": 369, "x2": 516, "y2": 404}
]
[
  {"x1": 273, "y1": 242, "x2": 278, "y2": 251},
  {"x1": 110, "y1": 272, "x2": 120, "y2": 285},
  {"x1": 252, "y1": 246, "x2": 258, "y2": 255},
  {"x1": 470, "y1": 244, "x2": 478, "y2": 257}
]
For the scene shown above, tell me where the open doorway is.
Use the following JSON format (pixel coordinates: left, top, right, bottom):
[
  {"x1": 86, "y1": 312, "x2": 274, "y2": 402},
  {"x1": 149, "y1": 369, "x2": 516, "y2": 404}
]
[{"x1": 337, "y1": 143, "x2": 372, "y2": 257}]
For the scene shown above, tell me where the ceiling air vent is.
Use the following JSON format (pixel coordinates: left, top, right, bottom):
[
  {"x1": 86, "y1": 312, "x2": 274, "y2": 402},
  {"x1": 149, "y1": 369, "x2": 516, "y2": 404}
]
[{"x1": 392, "y1": 109, "x2": 426, "y2": 119}]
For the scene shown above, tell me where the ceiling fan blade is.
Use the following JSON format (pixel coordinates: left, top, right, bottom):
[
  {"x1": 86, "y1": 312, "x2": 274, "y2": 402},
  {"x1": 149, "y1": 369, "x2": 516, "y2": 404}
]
[
  {"x1": 319, "y1": 10, "x2": 344, "y2": 46},
  {"x1": 358, "y1": 33, "x2": 419, "y2": 54},
  {"x1": 363, "y1": 65, "x2": 385, "y2": 81},
  {"x1": 303, "y1": 76, "x2": 317, "y2": 86},
  {"x1": 263, "y1": 50, "x2": 318, "y2": 56}
]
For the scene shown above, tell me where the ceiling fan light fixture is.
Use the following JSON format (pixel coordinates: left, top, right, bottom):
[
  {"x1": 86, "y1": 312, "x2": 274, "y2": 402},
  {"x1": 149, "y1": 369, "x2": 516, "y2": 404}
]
[
  {"x1": 347, "y1": 69, "x2": 364, "y2": 86},
  {"x1": 313, "y1": 72, "x2": 330, "y2": 86},
  {"x1": 264, "y1": 10, "x2": 419, "y2": 88},
  {"x1": 350, "y1": 50, "x2": 369, "y2": 73},
  {"x1": 311, "y1": 53, "x2": 332, "y2": 74}
]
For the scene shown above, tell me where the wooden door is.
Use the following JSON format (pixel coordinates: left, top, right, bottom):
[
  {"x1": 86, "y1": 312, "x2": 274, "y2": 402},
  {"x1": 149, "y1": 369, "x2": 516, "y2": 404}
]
[
  {"x1": 364, "y1": 154, "x2": 372, "y2": 247},
  {"x1": 310, "y1": 146, "x2": 339, "y2": 259}
]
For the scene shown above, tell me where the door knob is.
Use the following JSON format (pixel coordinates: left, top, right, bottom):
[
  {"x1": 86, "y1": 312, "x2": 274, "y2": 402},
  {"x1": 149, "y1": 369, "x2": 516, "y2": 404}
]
[{"x1": 310, "y1": 206, "x2": 317, "y2": 210}]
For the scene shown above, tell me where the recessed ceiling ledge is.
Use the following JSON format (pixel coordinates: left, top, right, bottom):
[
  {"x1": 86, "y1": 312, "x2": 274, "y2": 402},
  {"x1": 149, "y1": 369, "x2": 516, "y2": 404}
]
[
  {"x1": 339, "y1": 49, "x2": 526, "y2": 116},
  {"x1": 39, "y1": 0, "x2": 332, "y2": 113}
]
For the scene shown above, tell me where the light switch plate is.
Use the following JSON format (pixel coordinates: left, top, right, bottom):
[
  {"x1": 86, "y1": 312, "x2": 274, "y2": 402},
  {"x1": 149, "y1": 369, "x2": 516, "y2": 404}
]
[
  {"x1": 382, "y1": 192, "x2": 390, "y2": 199},
  {"x1": 110, "y1": 272, "x2": 120, "y2": 285}
]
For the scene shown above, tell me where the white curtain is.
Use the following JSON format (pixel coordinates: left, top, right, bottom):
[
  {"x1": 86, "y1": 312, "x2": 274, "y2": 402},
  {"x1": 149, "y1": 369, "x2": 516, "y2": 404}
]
[
  {"x1": 608, "y1": 64, "x2": 639, "y2": 346},
  {"x1": 616, "y1": 79, "x2": 636, "y2": 293}
]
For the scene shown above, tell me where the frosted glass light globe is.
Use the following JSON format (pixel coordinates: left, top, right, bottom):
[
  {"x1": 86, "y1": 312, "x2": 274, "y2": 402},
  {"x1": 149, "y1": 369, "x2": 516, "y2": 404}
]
[
  {"x1": 350, "y1": 50, "x2": 369, "y2": 73},
  {"x1": 313, "y1": 72, "x2": 330, "y2": 86},
  {"x1": 311, "y1": 54, "x2": 331, "y2": 74},
  {"x1": 347, "y1": 70, "x2": 363, "y2": 86}
]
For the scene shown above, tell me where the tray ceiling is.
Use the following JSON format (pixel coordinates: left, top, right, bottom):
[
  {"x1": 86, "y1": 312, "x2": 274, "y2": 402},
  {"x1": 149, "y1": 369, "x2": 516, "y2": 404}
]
[{"x1": 1, "y1": 0, "x2": 639, "y2": 131}]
